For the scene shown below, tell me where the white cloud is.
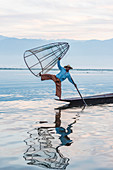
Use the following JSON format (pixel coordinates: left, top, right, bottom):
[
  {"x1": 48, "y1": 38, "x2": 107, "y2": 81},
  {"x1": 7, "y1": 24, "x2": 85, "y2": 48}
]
[{"x1": 0, "y1": 0, "x2": 113, "y2": 40}]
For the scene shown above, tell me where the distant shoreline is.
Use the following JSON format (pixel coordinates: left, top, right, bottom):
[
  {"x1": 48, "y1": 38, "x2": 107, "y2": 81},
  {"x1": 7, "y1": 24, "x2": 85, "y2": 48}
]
[{"x1": 0, "y1": 68, "x2": 113, "y2": 71}]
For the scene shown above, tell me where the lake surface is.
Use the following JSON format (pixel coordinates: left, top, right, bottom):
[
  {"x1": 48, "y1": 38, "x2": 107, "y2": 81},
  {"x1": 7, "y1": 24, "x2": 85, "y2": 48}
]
[{"x1": 0, "y1": 70, "x2": 113, "y2": 170}]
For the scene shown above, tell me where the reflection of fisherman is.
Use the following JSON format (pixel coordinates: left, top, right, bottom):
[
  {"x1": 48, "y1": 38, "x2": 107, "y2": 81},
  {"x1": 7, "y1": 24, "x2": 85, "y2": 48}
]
[
  {"x1": 24, "y1": 113, "x2": 70, "y2": 169},
  {"x1": 56, "y1": 126, "x2": 73, "y2": 146},
  {"x1": 40, "y1": 57, "x2": 77, "y2": 99},
  {"x1": 24, "y1": 110, "x2": 77, "y2": 169},
  {"x1": 55, "y1": 110, "x2": 75, "y2": 147}
]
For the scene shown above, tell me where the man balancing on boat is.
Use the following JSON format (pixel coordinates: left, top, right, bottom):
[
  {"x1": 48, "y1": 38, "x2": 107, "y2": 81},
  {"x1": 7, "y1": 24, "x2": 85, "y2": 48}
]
[{"x1": 39, "y1": 57, "x2": 77, "y2": 100}]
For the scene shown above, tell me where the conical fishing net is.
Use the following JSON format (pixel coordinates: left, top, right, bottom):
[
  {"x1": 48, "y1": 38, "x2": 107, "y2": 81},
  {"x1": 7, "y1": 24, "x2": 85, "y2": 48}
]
[{"x1": 24, "y1": 42, "x2": 69, "y2": 77}]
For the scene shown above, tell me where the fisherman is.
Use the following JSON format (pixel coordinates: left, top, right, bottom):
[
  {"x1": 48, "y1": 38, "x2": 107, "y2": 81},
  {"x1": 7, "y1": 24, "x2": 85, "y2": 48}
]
[{"x1": 40, "y1": 57, "x2": 77, "y2": 99}]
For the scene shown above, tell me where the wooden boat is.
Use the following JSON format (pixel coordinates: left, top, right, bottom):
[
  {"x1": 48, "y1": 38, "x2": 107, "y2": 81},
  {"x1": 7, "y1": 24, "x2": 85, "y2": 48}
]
[{"x1": 56, "y1": 93, "x2": 113, "y2": 107}]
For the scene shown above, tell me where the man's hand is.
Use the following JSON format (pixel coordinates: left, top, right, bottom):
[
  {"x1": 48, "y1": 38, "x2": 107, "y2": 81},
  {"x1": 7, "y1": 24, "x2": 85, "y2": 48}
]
[
  {"x1": 58, "y1": 57, "x2": 61, "y2": 60},
  {"x1": 74, "y1": 83, "x2": 77, "y2": 88}
]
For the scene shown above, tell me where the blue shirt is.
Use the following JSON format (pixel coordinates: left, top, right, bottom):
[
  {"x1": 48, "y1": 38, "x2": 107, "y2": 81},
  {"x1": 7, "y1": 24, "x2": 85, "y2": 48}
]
[
  {"x1": 56, "y1": 124, "x2": 73, "y2": 146},
  {"x1": 56, "y1": 60, "x2": 74, "y2": 85}
]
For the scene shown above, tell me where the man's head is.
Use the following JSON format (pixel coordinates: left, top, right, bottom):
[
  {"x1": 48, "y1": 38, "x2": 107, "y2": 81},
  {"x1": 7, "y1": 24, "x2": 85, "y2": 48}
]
[{"x1": 64, "y1": 65, "x2": 73, "y2": 72}]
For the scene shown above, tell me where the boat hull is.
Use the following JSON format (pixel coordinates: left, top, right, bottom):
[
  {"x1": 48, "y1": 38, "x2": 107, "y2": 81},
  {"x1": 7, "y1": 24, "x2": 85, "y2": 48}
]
[{"x1": 56, "y1": 93, "x2": 113, "y2": 107}]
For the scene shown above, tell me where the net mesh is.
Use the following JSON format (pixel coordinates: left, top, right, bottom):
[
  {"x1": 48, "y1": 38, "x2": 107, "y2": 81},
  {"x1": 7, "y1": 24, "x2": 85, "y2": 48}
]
[{"x1": 24, "y1": 42, "x2": 69, "y2": 77}]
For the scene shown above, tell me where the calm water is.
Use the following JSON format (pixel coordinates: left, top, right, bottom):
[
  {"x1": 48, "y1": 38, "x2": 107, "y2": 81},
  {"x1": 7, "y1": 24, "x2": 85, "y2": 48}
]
[{"x1": 0, "y1": 70, "x2": 113, "y2": 170}]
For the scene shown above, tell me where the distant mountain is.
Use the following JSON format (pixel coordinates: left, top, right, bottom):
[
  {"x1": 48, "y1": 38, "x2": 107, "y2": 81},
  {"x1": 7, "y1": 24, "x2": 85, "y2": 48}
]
[
  {"x1": 0, "y1": 35, "x2": 113, "y2": 68},
  {"x1": 0, "y1": 35, "x2": 9, "y2": 40}
]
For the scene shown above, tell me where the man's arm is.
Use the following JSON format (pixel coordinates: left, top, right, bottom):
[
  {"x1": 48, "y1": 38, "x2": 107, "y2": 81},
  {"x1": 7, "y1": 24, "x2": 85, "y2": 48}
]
[
  {"x1": 68, "y1": 74, "x2": 77, "y2": 87},
  {"x1": 57, "y1": 57, "x2": 63, "y2": 70}
]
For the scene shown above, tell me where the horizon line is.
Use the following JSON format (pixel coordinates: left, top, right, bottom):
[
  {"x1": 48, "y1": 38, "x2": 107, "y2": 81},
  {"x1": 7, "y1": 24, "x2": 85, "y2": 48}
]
[{"x1": 0, "y1": 68, "x2": 113, "y2": 71}]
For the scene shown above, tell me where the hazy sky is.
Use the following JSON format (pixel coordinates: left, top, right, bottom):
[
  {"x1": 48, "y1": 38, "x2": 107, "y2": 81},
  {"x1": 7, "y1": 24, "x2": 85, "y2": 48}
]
[{"x1": 0, "y1": 0, "x2": 113, "y2": 40}]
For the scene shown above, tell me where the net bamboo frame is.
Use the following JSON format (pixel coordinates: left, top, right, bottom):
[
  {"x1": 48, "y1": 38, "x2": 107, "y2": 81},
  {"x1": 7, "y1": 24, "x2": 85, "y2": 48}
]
[{"x1": 24, "y1": 42, "x2": 69, "y2": 77}]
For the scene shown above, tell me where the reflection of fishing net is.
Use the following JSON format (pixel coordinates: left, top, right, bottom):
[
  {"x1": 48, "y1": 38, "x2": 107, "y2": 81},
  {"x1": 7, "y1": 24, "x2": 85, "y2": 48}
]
[
  {"x1": 24, "y1": 42, "x2": 69, "y2": 77},
  {"x1": 24, "y1": 127, "x2": 69, "y2": 169}
]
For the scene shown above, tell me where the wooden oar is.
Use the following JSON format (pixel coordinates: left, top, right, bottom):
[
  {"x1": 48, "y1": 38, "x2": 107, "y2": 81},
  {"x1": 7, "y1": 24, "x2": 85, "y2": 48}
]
[{"x1": 71, "y1": 77, "x2": 87, "y2": 107}]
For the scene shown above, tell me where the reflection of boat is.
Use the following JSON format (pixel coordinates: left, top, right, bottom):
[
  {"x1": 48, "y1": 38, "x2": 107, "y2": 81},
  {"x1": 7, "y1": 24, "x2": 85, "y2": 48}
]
[{"x1": 56, "y1": 93, "x2": 113, "y2": 107}]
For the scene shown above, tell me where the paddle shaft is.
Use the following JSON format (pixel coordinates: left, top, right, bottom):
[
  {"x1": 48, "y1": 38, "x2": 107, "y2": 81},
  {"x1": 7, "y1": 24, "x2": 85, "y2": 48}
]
[
  {"x1": 75, "y1": 85, "x2": 87, "y2": 106},
  {"x1": 71, "y1": 77, "x2": 87, "y2": 106}
]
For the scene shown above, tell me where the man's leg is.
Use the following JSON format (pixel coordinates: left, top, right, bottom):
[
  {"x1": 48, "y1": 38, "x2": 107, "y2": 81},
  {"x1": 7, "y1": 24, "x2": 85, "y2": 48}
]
[
  {"x1": 55, "y1": 80, "x2": 61, "y2": 99},
  {"x1": 41, "y1": 74, "x2": 61, "y2": 99},
  {"x1": 41, "y1": 74, "x2": 56, "y2": 81}
]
